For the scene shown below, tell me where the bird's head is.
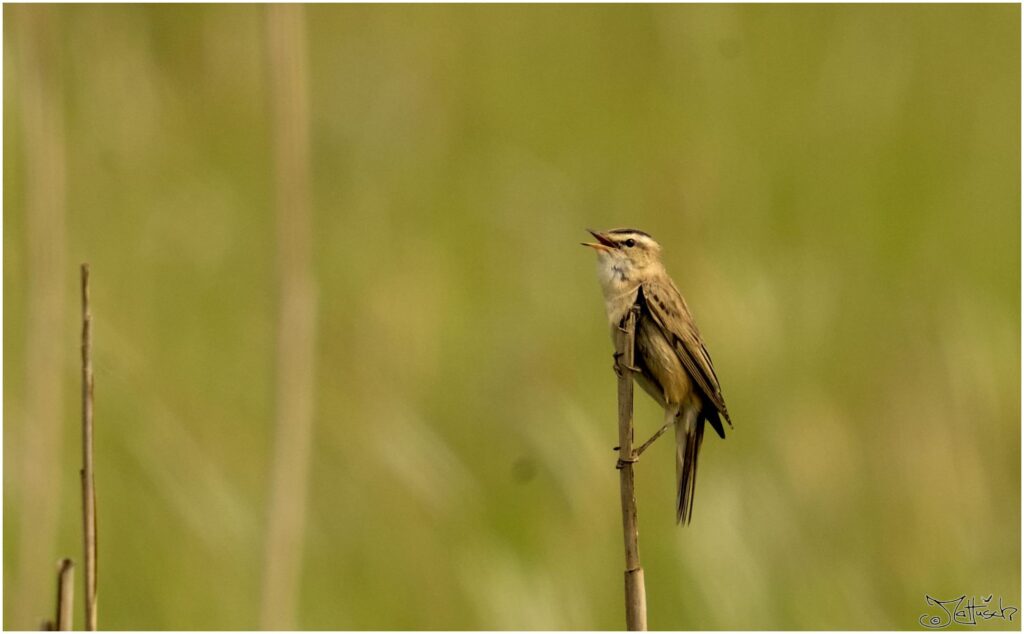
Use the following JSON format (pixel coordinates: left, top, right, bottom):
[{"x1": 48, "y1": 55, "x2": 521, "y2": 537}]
[{"x1": 582, "y1": 228, "x2": 662, "y2": 289}]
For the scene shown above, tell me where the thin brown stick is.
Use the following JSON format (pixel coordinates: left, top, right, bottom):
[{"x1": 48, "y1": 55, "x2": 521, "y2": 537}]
[
  {"x1": 616, "y1": 306, "x2": 647, "y2": 630},
  {"x1": 55, "y1": 559, "x2": 74, "y2": 631},
  {"x1": 80, "y1": 264, "x2": 97, "y2": 631}
]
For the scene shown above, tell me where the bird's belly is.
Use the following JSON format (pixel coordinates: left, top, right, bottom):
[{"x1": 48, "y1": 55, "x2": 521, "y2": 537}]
[{"x1": 634, "y1": 318, "x2": 694, "y2": 407}]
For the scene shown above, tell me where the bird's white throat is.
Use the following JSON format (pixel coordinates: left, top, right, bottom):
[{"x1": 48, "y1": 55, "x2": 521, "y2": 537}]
[{"x1": 595, "y1": 253, "x2": 642, "y2": 325}]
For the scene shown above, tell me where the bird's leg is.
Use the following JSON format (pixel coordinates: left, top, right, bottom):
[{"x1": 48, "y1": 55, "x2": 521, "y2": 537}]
[
  {"x1": 634, "y1": 406, "x2": 679, "y2": 457},
  {"x1": 635, "y1": 422, "x2": 672, "y2": 457},
  {"x1": 614, "y1": 420, "x2": 670, "y2": 464},
  {"x1": 612, "y1": 351, "x2": 641, "y2": 377}
]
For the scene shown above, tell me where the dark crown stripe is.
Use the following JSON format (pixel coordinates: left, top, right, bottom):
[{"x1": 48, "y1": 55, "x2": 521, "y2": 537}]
[{"x1": 607, "y1": 228, "x2": 652, "y2": 238}]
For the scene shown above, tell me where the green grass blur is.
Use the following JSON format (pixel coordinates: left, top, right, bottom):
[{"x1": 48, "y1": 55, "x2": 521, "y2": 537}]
[{"x1": 4, "y1": 4, "x2": 1020, "y2": 630}]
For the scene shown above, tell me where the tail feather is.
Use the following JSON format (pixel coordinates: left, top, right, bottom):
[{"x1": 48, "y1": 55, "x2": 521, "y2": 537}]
[
  {"x1": 707, "y1": 408, "x2": 726, "y2": 440},
  {"x1": 675, "y1": 411, "x2": 705, "y2": 525}
]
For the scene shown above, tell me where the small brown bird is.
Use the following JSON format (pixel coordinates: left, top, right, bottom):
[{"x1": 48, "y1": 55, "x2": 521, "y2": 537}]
[{"x1": 582, "y1": 228, "x2": 732, "y2": 524}]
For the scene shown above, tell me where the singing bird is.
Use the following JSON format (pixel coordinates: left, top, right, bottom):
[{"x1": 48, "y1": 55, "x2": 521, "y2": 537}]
[{"x1": 582, "y1": 228, "x2": 732, "y2": 524}]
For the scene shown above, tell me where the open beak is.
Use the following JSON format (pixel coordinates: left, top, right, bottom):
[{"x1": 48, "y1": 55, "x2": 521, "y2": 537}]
[{"x1": 581, "y1": 229, "x2": 616, "y2": 252}]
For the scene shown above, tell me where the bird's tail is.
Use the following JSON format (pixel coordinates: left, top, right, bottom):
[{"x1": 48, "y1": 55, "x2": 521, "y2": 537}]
[{"x1": 675, "y1": 410, "x2": 705, "y2": 525}]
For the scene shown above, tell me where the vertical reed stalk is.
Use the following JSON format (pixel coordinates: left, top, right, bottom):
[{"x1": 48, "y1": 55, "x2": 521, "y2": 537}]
[
  {"x1": 80, "y1": 264, "x2": 98, "y2": 631},
  {"x1": 55, "y1": 559, "x2": 74, "y2": 631},
  {"x1": 616, "y1": 306, "x2": 647, "y2": 631},
  {"x1": 260, "y1": 4, "x2": 318, "y2": 629}
]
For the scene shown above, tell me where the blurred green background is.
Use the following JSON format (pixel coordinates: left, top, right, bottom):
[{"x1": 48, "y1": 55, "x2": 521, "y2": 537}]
[{"x1": 4, "y1": 4, "x2": 1020, "y2": 630}]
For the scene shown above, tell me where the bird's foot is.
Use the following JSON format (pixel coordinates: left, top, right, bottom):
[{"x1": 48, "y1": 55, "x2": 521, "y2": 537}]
[
  {"x1": 615, "y1": 456, "x2": 638, "y2": 470},
  {"x1": 611, "y1": 352, "x2": 640, "y2": 377}
]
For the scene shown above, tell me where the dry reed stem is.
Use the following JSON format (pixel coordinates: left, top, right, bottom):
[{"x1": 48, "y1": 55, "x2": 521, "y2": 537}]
[
  {"x1": 81, "y1": 264, "x2": 98, "y2": 631},
  {"x1": 11, "y1": 7, "x2": 68, "y2": 626},
  {"x1": 55, "y1": 559, "x2": 74, "y2": 631},
  {"x1": 616, "y1": 306, "x2": 647, "y2": 631},
  {"x1": 260, "y1": 4, "x2": 318, "y2": 629}
]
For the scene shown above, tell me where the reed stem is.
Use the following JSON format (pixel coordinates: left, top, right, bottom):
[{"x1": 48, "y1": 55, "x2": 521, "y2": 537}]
[
  {"x1": 80, "y1": 264, "x2": 97, "y2": 631},
  {"x1": 55, "y1": 559, "x2": 74, "y2": 631},
  {"x1": 616, "y1": 306, "x2": 647, "y2": 631}
]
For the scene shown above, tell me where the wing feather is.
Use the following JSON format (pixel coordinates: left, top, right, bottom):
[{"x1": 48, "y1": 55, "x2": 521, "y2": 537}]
[{"x1": 639, "y1": 281, "x2": 732, "y2": 428}]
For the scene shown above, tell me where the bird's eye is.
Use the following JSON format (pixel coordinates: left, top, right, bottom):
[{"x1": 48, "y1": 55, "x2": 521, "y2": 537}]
[{"x1": 623, "y1": 239, "x2": 636, "y2": 248}]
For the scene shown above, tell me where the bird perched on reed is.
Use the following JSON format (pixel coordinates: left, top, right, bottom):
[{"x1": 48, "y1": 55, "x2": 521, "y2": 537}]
[{"x1": 582, "y1": 228, "x2": 732, "y2": 524}]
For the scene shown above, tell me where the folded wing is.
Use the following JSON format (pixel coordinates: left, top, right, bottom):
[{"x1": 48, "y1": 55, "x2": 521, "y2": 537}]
[{"x1": 639, "y1": 280, "x2": 732, "y2": 437}]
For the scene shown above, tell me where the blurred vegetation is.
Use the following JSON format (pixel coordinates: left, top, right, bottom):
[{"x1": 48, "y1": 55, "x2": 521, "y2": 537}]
[{"x1": 3, "y1": 4, "x2": 1020, "y2": 630}]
